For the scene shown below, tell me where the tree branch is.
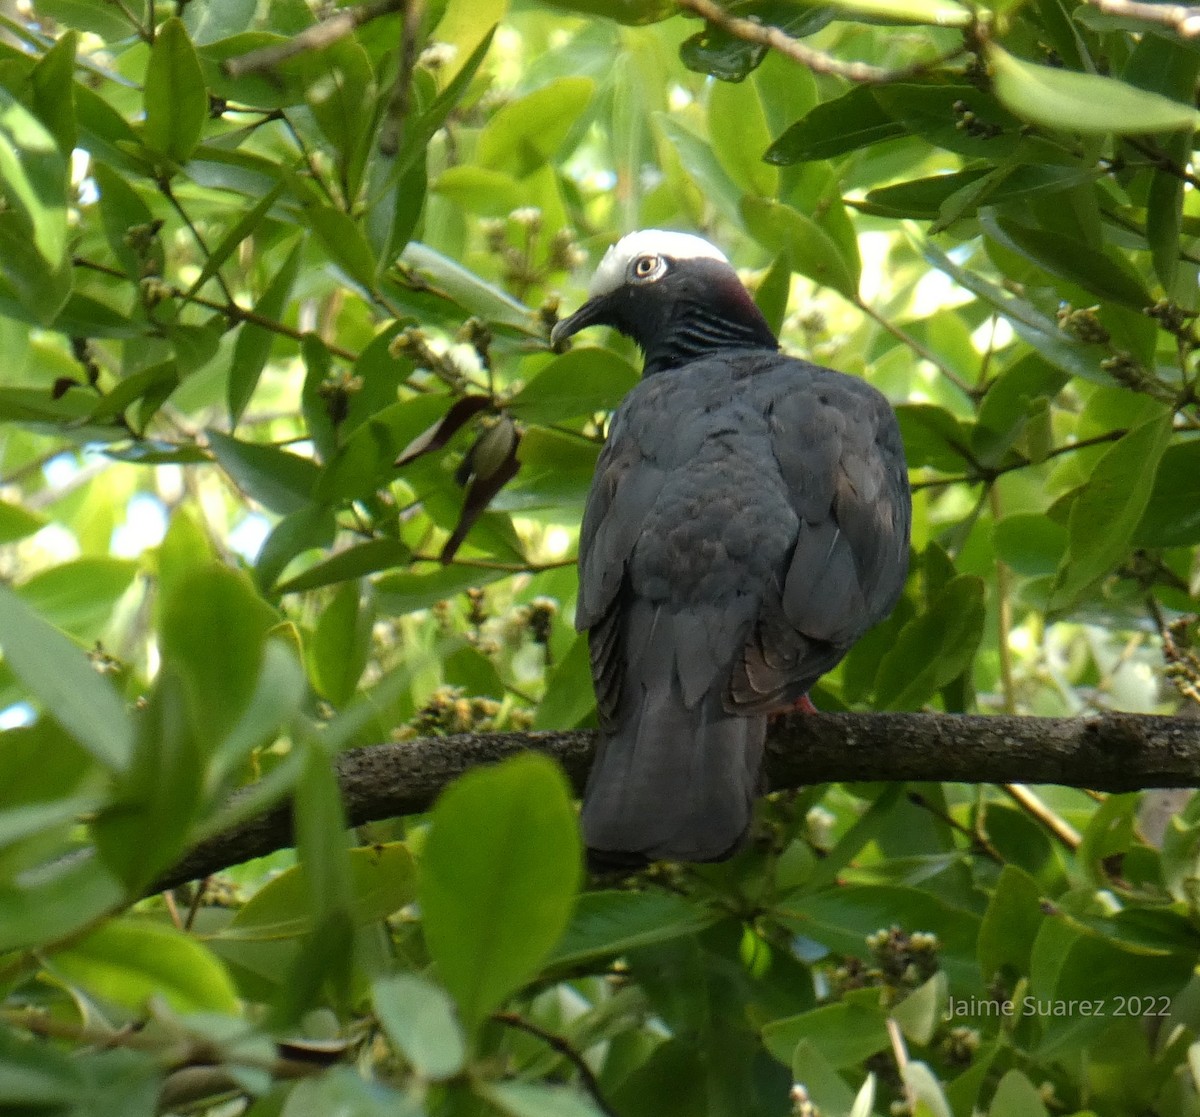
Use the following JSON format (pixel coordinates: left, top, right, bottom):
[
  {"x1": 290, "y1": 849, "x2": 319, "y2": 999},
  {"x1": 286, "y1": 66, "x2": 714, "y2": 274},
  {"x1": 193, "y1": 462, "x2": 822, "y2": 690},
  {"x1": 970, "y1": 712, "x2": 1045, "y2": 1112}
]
[
  {"x1": 154, "y1": 712, "x2": 1200, "y2": 893},
  {"x1": 223, "y1": 0, "x2": 407, "y2": 77},
  {"x1": 1084, "y1": 0, "x2": 1200, "y2": 37},
  {"x1": 675, "y1": 0, "x2": 966, "y2": 83}
]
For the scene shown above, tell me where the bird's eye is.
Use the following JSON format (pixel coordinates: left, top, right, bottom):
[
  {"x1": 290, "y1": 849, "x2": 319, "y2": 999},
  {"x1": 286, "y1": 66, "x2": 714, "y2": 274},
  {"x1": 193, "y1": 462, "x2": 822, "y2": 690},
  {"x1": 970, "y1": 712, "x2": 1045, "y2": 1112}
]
[{"x1": 632, "y1": 254, "x2": 663, "y2": 280}]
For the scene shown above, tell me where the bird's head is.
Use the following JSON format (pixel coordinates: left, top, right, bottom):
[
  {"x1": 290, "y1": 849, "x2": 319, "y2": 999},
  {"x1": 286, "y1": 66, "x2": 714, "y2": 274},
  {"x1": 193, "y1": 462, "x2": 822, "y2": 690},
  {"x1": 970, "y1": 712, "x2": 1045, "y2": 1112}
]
[{"x1": 551, "y1": 230, "x2": 778, "y2": 375}]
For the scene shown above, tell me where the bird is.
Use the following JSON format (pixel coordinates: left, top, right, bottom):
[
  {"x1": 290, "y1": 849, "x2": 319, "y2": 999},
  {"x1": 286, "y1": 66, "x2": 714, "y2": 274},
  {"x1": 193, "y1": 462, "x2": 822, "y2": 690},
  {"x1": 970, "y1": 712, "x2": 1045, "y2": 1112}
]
[{"x1": 551, "y1": 229, "x2": 911, "y2": 870}]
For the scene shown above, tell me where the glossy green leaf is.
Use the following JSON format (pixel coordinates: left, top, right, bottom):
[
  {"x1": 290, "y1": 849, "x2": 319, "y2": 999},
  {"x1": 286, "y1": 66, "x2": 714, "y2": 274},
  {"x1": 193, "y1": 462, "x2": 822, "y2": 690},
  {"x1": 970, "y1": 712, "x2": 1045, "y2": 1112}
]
[
  {"x1": 655, "y1": 114, "x2": 744, "y2": 223},
  {"x1": 228, "y1": 238, "x2": 304, "y2": 423},
  {"x1": 54, "y1": 918, "x2": 239, "y2": 1013},
  {"x1": 17, "y1": 557, "x2": 138, "y2": 637},
  {"x1": 477, "y1": 77, "x2": 594, "y2": 177},
  {"x1": 0, "y1": 584, "x2": 132, "y2": 771},
  {"x1": 1050, "y1": 411, "x2": 1173, "y2": 610},
  {"x1": 765, "y1": 84, "x2": 904, "y2": 164},
  {"x1": 989, "y1": 44, "x2": 1200, "y2": 135},
  {"x1": 419, "y1": 753, "x2": 581, "y2": 1031},
  {"x1": 790, "y1": 1041, "x2": 856, "y2": 1115},
  {"x1": 143, "y1": 18, "x2": 207, "y2": 165},
  {"x1": 207, "y1": 430, "x2": 320, "y2": 515},
  {"x1": 433, "y1": 165, "x2": 523, "y2": 217},
  {"x1": 373, "y1": 972, "x2": 466, "y2": 1081}
]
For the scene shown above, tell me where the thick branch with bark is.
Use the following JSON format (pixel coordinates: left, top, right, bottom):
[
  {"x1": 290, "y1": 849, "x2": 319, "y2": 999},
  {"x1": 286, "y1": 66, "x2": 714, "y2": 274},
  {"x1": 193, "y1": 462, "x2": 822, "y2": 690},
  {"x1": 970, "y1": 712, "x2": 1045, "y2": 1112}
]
[{"x1": 154, "y1": 712, "x2": 1200, "y2": 892}]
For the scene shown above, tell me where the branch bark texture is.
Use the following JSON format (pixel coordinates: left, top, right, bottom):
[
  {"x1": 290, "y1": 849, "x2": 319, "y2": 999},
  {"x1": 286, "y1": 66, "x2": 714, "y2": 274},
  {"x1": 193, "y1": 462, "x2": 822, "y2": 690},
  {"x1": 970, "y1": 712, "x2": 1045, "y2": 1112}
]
[{"x1": 156, "y1": 712, "x2": 1200, "y2": 893}]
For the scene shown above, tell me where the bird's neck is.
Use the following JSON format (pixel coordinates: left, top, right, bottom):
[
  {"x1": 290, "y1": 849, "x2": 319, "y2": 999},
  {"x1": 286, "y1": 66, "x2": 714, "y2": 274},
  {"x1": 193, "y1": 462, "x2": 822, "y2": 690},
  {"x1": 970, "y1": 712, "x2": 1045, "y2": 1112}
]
[{"x1": 641, "y1": 300, "x2": 778, "y2": 376}]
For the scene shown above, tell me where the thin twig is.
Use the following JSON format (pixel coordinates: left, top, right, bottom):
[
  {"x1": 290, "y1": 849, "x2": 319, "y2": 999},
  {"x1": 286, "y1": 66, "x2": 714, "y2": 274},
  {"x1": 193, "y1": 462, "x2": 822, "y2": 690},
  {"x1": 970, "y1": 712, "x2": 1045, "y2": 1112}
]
[
  {"x1": 856, "y1": 298, "x2": 977, "y2": 400},
  {"x1": 910, "y1": 428, "x2": 1138, "y2": 491},
  {"x1": 72, "y1": 257, "x2": 359, "y2": 363},
  {"x1": 906, "y1": 790, "x2": 1004, "y2": 863},
  {"x1": 493, "y1": 1012, "x2": 617, "y2": 1117},
  {"x1": 885, "y1": 1017, "x2": 917, "y2": 1111},
  {"x1": 1001, "y1": 783, "x2": 1082, "y2": 850},
  {"x1": 1084, "y1": 0, "x2": 1200, "y2": 37},
  {"x1": 989, "y1": 487, "x2": 1018, "y2": 716},
  {"x1": 675, "y1": 0, "x2": 967, "y2": 83},
  {"x1": 224, "y1": 0, "x2": 407, "y2": 78}
]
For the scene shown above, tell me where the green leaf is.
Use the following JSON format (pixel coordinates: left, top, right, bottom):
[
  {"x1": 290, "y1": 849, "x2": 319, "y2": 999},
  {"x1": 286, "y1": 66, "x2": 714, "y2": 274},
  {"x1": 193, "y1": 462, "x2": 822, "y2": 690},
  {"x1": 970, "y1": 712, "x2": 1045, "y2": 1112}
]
[
  {"x1": 0, "y1": 584, "x2": 133, "y2": 771},
  {"x1": 549, "y1": 890, "x2": 720, "y2": 968},
  {"x1": 741, "y1": 196, "x2": 858, "y2": 301},
  {"x1": 30, "y1": 29, "x2": 78, "y2": 155},
  {"x1": 477, "y1": 77, "x2": 594, "y2": 177},
  {"x1": 873, "y1": 576, "x2": 986, "y2": 710},
  {"x1": 0, "y1": 1020, "x2": 83, "y2": 1106},
  {"x1": 708, "y1": 75, "x2": 776, "y2": 198},
  {"x1": 157, "y1": 563, "x2": 279, "y2": 745},
  {"x1": 790, "y1": 1041, "x2": 856, "y2": 1115},
  {"x1": 207, "y1": 429, "x2": 320, "y2": 515},
  {"x1": 309, "y1": 580, "x2": 374, "y2": 706},
  {"x1": 308, "y1": 205, "x2": 377, "y2": 292},
  {"x1": 892, "y1": 971, "x2": 948, "y2": 1045},
  {"x1": 993, "y1": 514, "x2": 1067, "y2": 578},
  {"x1": 223, "y1": 843, "x2": 416, "y2": 940},
  {"x1": 375, "y1": 564, "x2": 509, "y2": 615},
  {"x1": 228, "y1": 238, "x2": 304, "y2": 423},
  {"x1": 1136, "y1": 439, "x2": 1200, "y2": 546},
  {"x1": 274, "y1": 538, "x2": 411, "y2": 595},
  {"x1": 419, "y1": 753, "x2": 581, "y2": 1031},
  {"x1": 480, "y1": 1081, "x2": 607, "y2": 1117},
  {"x1": 655, "y1": 114, "x2": 743, "y2": 224},
  {"x1": 533, "y1": 632, "x2": 595, "y2": 730},
  {"x1": 17, "y1": 556, "x2": 138, "y2": 637},
  {"x1": 989, "y1": 1070, "x2": 1050, "y2": 1117},
  {"x1": 765, "y1": 84, "x2": 904, "y2": 164},
  {"x1": 143, "y1": 18, "x2": 208, "y2": 165},
  {"x1": 0, "y1": 88, "x2": 71, "y2": 322},
  {"x1": 984, "y1": 214, "x2": 1151, "y2": 310},
  {"x1": 988, "y1": 44, "x2": 1200, "y2": 135},
  {"x1": 433, "y1": 165, "x2": 524, "y2": 217},
  {"x1": 508, "y1": 348, "x2": 639, "y2": 425},
  {"x1": 185, "y1": 180, "x2": 286, "y2": 299},
  {"x1": 92, "y1": 670, "x2": 203, "y2": 891},
  {"x1": 282, "y1": 1068, "x2": 422, "y2": 1117},
  {"x1": 302, "y1": 38, "x2": 374, "y2": 168},
  {"x1": 0, "y1": 499, "x2": 46, "y2": 543},
  {"x1": 826, "y1": 0, "x2": 970, "y2": 21},
  {"x1": 762, "y1": 995, "x2": 891, "y2": 1069},
  {"x1": 373, "y1": 972, "x2": 466, "y2": 1081},
  {"x1": 54, "y1": 918, "x2": 239, "y2": 1014},
  {"x1": 398, "y1": 242, "x2": 535, "y2": 332},
  {"x1": 1050, "y1": 411, "x2": 1173, "y2": 610},
  {"x1": 0, "y1": 853, "x2": 125, "y2": 954}
]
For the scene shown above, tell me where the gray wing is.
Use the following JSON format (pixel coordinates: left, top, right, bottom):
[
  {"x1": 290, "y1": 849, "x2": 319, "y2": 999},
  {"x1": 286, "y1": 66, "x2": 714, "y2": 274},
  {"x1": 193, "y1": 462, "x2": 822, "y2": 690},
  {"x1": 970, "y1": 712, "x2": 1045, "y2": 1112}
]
[{"x1": 728, "y1": 369, "x2": 910, "y2": 712}]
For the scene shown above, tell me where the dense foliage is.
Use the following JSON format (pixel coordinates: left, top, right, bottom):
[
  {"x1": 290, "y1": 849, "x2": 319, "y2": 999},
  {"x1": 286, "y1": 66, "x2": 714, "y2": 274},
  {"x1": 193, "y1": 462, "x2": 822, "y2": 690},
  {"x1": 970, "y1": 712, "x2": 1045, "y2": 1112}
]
[{"x1": 3, "y1": 0, "x2": 1200, "y2": 1114}]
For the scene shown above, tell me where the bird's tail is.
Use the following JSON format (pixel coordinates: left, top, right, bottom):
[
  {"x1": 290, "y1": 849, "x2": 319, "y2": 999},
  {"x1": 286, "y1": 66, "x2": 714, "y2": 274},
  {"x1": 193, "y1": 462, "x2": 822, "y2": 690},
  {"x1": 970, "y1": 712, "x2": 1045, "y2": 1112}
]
[{"x1": 582, "y1": 676, "x2": 766, "y2": 870}]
